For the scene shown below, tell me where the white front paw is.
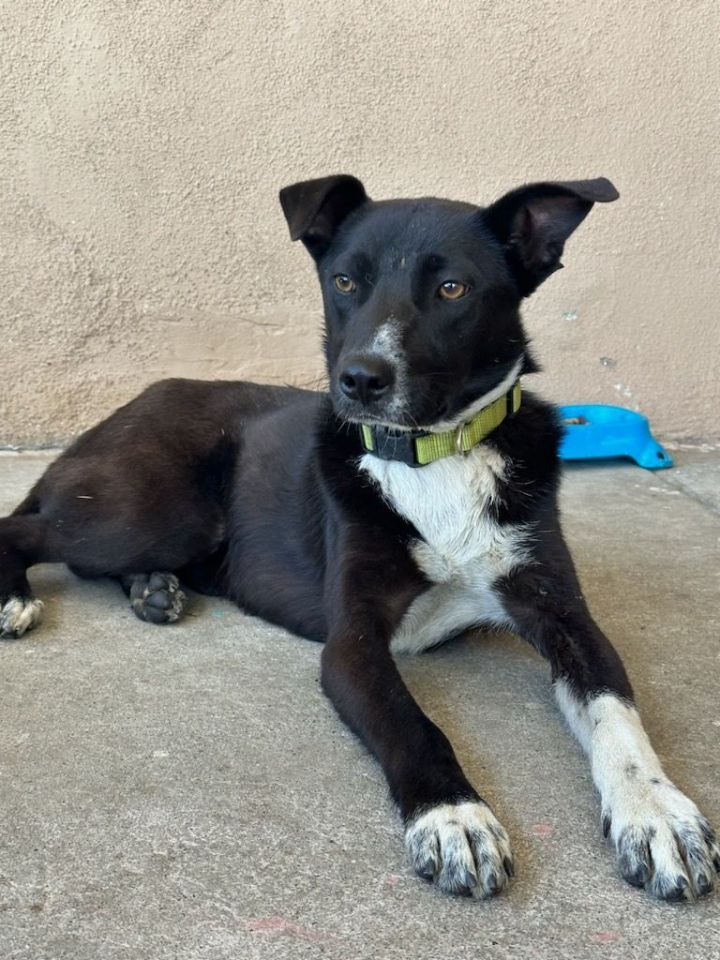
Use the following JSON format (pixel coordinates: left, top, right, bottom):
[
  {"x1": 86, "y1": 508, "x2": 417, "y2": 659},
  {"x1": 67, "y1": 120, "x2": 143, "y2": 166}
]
[
  {"x1": 603, "y1": 777, "x2": 720, "y2": 900},
  {"x1": 405, "y1": 800, "x2": 514, "y2": 898}
]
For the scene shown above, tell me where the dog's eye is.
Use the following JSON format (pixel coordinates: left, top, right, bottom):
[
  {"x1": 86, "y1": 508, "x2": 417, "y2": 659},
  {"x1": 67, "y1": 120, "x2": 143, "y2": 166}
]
[
  {"x1": 334, "y1": 274, "x2": 357, "y2": 294},
  {"x1": 438, "y1": 281, "x2": 469, "y2": 301}
]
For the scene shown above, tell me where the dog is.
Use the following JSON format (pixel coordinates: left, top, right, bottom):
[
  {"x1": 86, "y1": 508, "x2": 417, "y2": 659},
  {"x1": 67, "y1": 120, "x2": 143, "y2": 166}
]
[{"x1": 2, "y1": 175, "x2": 718, "y2": 902}]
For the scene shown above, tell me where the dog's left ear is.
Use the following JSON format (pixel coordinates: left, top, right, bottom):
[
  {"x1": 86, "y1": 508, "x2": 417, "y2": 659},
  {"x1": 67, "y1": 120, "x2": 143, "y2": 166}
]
[
  {"x1": 279, "y1": 175, "x2": 369, "y2": 260},
  {"x1": 484, "y1": 178, "x2": 619, "y2": 296}
]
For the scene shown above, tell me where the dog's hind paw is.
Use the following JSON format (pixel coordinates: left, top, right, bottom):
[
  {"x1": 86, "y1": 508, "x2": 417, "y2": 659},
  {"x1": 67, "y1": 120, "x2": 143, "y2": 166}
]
[
  {"x1": 129, "y1": 572, "x2": 187, "y2": 625},
  {"x1": 0, "y1": 596, "x2": 44, "y2": 639},
  {"x1": 405, "y1": 800, "x2": 514, "y2": 898}
]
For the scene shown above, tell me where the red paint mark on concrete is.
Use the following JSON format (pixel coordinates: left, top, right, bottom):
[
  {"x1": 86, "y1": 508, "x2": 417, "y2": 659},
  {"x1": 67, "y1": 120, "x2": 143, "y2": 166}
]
[
  {"x1": 246, "y1": 917, "x2": 327, "y2": 943},
  {"x1": 531, "y1": 822, "x2": 555, "y2": 838},
  {"x1": 384, "y1": 873, "x2": 401, "y2": 886},
  {"x1": 591, "y1": 931, "x2": 622, "y2": 944}
]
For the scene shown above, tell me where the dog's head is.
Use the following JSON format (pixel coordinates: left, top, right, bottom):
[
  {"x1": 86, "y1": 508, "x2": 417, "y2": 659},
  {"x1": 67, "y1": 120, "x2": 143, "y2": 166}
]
[{"x1": 279, "y1": 175, "x2": 618, "y2": 430}]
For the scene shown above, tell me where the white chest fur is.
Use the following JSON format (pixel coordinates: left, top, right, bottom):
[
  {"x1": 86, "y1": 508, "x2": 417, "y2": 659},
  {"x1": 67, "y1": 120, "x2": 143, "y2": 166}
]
[{"x1": 360, "y1": 444, "x2": 528, "y2": 654}]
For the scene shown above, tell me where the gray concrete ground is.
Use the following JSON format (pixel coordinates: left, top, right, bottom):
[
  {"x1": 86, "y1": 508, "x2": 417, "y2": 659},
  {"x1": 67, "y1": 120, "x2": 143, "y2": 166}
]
[{"x1": 1, "y1": 449, "x2": 719, "y2": 960}]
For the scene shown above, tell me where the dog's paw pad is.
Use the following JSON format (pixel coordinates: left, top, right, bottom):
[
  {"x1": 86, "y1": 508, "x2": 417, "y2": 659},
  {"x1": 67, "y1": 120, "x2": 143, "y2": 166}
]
[
  {"x1": 130, "y1": 573, "x2": 186, "y2": 625},
  {"x1": 0, "y1": 596, "x2": 44, "y2": 639},
  {"x1": 604, "y1": 780, "x2": 719, "y2": 900},
  {"x1": 405, "y1": 800, "x2": 514, "y2": 898}
]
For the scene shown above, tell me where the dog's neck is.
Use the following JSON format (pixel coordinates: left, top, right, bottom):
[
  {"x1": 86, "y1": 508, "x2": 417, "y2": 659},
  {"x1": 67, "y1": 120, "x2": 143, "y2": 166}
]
[
  {"x1": 359, "y1": 382, "x2": 521, "y2": 468},
  {"x1": 357, "y1": 361, "x2": 523, "y2": 468}
]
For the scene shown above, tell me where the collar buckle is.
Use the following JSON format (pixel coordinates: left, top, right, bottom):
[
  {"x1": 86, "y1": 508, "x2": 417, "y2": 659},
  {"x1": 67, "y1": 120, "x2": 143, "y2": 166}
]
[{"x1": 359, "y1": 378, "x2": 522, "y2": 468}]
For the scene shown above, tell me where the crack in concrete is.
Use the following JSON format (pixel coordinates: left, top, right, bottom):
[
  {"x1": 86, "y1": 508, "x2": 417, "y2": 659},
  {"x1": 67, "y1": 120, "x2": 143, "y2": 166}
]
[{"x1": 653, "y1": 470, "x2": 720, "y2": 519}]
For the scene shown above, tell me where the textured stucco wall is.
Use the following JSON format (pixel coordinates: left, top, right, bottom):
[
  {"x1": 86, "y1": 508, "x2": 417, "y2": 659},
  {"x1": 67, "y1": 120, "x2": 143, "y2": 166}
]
[{"x1": 1, "y1": 0, "x2": 718, "y2": 446}]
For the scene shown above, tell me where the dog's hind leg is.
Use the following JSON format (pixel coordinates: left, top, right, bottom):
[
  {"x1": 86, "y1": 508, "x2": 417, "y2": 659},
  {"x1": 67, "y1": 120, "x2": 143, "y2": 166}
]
[
  {"x1": 120, "y1": 572, "x2": 188, "y2": 625},
  {"x1": 0, "y1": 515, "x2": 46, "y2": 639}
]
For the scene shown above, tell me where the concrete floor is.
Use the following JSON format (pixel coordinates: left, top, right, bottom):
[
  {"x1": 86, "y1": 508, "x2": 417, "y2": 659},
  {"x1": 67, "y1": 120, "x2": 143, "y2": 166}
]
[{"x1": 1, "y1": 449, "x2": 719, "y2": 960}]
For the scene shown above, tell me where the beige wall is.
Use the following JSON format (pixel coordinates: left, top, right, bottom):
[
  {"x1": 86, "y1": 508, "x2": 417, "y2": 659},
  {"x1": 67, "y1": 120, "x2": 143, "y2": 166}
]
[{"x1": 1, "y1": 0, "x2": 718, "y2": 446}]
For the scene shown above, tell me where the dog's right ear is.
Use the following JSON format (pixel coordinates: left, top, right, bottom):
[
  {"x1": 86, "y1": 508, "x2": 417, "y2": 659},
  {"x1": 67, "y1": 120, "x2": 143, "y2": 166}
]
[{"x1": 279, "y1": 175, "x2": 369, "y2": 259}]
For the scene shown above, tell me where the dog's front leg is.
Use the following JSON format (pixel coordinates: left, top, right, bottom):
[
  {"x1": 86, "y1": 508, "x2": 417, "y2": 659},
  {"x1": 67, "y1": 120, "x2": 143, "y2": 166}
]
[
  {"x1": 321, "y1": 538, "x2": 514, "y2": 898},
  {"x1": 500, "y1": 553, "x2": 720, "y2": 901}
]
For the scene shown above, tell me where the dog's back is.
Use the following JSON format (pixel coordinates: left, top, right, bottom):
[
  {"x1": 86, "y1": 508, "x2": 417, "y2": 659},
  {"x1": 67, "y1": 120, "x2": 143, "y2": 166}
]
[{"x1": 2, "y1": 175, "x2": 716, "y2": 904}]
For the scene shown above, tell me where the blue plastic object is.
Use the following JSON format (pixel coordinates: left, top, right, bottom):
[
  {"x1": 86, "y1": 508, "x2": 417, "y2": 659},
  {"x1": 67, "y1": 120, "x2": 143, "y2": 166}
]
[{"x1": 558, "y1": 404, "x2": 673, "y2": 470}]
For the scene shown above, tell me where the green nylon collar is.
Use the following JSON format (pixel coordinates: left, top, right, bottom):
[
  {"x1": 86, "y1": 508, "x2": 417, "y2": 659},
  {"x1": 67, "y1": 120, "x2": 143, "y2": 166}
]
[{"x1": 359, "y1": 381, "x2": 521, "y2": 467}]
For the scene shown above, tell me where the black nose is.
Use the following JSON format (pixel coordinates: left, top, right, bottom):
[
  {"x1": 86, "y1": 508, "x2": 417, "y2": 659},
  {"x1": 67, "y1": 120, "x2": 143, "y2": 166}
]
[{"x1": 339, "y1": 355, "x2": 395, "y2": 405}]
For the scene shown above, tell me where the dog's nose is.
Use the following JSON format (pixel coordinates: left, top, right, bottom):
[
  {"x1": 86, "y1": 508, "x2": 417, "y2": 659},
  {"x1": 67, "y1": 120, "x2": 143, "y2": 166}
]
[{"x1": 339, "y1": 356, "x2": 395, "y2": 405}]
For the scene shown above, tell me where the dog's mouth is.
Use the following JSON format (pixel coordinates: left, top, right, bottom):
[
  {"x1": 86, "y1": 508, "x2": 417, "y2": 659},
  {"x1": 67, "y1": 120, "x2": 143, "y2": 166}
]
[
  {"x1": 331, "y1": 358, "x2": 524, "y2": 435},
  {"x1": 334, "y1": 404, "x2": 424, "y2": 434},
  {"x1": 329, "y1": 378, "x2": 438, "y2": 433}
]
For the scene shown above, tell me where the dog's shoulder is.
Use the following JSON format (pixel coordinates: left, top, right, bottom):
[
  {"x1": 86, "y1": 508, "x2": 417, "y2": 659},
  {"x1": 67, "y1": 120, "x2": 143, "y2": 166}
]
[{"x1": 488, "y1": 391, "x2": 563, "y2": 523}]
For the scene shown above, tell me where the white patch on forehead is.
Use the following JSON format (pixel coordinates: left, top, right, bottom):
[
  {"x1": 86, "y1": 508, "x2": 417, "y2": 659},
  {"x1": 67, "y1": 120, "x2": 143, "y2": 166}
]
[{"x1": 361, "y1": 442, "x2": 529, "y2": 654}]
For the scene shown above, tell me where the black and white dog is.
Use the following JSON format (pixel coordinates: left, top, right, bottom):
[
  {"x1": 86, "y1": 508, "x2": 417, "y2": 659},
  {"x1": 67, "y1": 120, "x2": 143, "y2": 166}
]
[{"x1": 1, "y1": 175, "x2": 717, "y2": 902}]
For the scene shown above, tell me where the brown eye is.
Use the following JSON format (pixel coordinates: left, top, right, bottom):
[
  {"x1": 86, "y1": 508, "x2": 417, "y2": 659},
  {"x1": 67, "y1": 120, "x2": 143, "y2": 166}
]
[
  {"x1": 438, "y1": 281, "x2": 469, "y2": 301},
  {"x1": 334, "y1": 274, "x2": 356, "y2": 294}
]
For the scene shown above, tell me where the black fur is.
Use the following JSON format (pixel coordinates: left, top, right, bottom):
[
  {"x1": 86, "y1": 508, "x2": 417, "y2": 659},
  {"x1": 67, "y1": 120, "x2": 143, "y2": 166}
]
[{"x1": 2, "y1": 174, "x2": 714, "y2": 902}]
